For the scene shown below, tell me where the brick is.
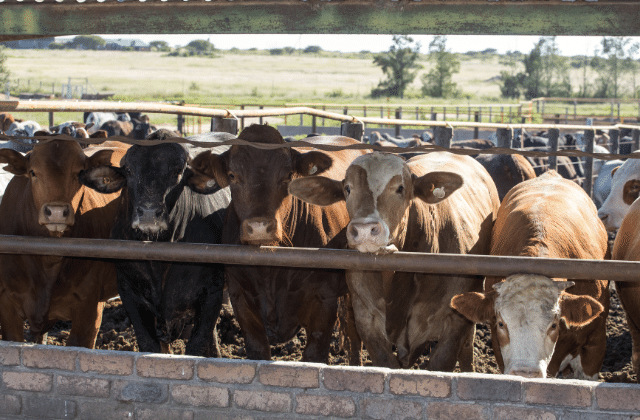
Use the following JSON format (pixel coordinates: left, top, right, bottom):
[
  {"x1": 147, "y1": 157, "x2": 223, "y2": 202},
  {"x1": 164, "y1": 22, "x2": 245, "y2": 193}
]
[
  {"x1": 596, "y1": 383, "x2": 640, "y2": 411},
  {"x1": 137, "y1": 354, "x2": 195, "y2": 380},
  {"x1": 295, "y1": 393, "x2": 356, "y2": 418},
  {"x1": 493, "y1": 406, "x2": 557, "y2": 420},
  {"x1": 113, "y1": 380, "x2": 168, "y2": 403},
  {"x1": 56, "y1": 374, "x2": 110, "y2": 398},
  {"x1": 234, "y1": 389, "x2": 291, "y2": 413},
  {"x1": 23, "y1": 346, "x2": 77, "y2": 371},
  {"x1": 389, "y1": 371, "x2": 451, "y2": 398},
  {"x1": 427, "y1": 402, "x2": 489, "y2": 419},
  {"x1": 457, "y1": 374, "x2": 522, "y2": 402},
  {"x1": 362, "y1": 398, "x2": 422, "y2": 420},
  {"x1": 79, "y1": 350, "x2": 134, "y2": 376},
  {"x1": 524, "y1": 380, "x2": 593, "y2": 407},
  {"x1": 323, "y1": 366, "x2": 385, "y2": 394},
  {"x1": 193, "y1": 413, "x2": 255, "y2": 420},
  {"x1": 259, "y1": 362, "x2": 319, "y2": 388},
  {"x1": 563, "y1": 412, "x2": 635, "y2": 420},
  {"x1": 136, "y1": 407, "x2": 193, "y2": 420},
  {"x1": 3, "y1": 371, "x2": 52, "y2": 392},
  {"x1": 22, "y1": 395, "x2": 77, "y2": 419},
  {"x1": 78, "y1": 401, "x2": 135, "y2": 420},
  {"x1": 0, "y1": 345, "x2": 20, "y2": 366},
  {"x1": 0, "y1": 394, "x2": 20, "y2": 416},
  {"x1": 197, "y1": 359, "x2": 256, "y2": 384},
  {"x1": 171, "y1": 384, "x2": 229, "y2": 408}
]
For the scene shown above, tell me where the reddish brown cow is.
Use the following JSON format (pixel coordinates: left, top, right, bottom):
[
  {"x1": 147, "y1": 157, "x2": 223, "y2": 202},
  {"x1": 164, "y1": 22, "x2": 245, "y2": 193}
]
[
  {"x1": 188, "y1": 124, "x2": 367, "y2": 363},
  {"x1": 611, "y1": 197, "x2": 640, "y2": 382},
  {"x1": 289, "y1": 151, "x2": 499, "y2": 370},
  {"x1": 0, "y1": 139, "x2": 127, "y2": 348},
  {"x1": 451, "y1": 172, "x2": 609, "y2": 379}
]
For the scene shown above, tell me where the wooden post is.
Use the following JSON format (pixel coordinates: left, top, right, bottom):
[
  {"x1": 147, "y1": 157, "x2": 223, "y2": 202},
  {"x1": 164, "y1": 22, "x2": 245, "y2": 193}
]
[
  {"x1": 211, "y1": 117, "x2": 238, "y2": 135},
  {"x1": 473, "y1": 112, "x2": 480, "y2": 139},
  {"x1": 583, "y1": 130, "x2": 595, "y2": 198},
  {"x1": 610, "y1": 129, "x2": 620, "y2": 155},
  {"x1": 633, "y1": 129, "x2": 640, "y2": 152},
  {"x1": 548, "y1": 128, "x2": 559, "y2": 171},
  {"x1": 48, "y1": 112, "x2": 54, "y2": 128},
  {"x1": 341, "y1": 121, "x2": 364, "y2": 142},
  {"x1": 177, "y1": 115, "x2": 184, "y2": 134},
  {"x1": 435, "y1": 126, "x2": 452, "y2": 149},
  {"x1": 395, "y1": 107, "x2": 402, "y2": 138},
  {"x1": 312, "y1": 115, "x2": 317, "y2": 133},
  {"x1": 496, "y1": 128, "x2": 512, "y2": 149}
]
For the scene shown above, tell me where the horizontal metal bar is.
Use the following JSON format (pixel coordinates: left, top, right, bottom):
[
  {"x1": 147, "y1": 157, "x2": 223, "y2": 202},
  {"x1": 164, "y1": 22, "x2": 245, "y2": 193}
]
[
  {"x1": 2, "y1": 2, "x2": 640, "y2": 36},
  {"x1": 0, "y1": 234, "x2": 636, "y2": 282}
]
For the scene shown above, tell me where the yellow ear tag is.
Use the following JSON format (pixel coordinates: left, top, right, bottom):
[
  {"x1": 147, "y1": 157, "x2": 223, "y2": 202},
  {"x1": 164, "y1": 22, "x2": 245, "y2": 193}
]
[
  {"x1": 206, "y1": 180, "x2": 216, "y2": 188},
  {"x1": 433, "y1": 187, "x2": 445, "y2": 199},
  {"x1": 309, "y1": 165, "x2": 318, "y2": 175}
]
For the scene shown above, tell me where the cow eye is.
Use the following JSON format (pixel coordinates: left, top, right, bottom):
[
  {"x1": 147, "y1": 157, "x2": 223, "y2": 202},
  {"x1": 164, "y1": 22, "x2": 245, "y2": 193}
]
[
  {"x1": 29, "y1": 170, "x2": 36, "y2": 178},
  {"x1": 344, "y1": 185, "x2": 351, "y2": 196},
  {"x1": 550, "y1": 323, "x2": 557, "y2": 330},
  {"x1": 228, "y1": 172, "x2": 235, "y2": 180},
  {"x1": 396, "y1": 185, "x2": 404, "y2": 195},
  {"x1": 498, "y1": 322, "x2": 504, "y2": 328}
]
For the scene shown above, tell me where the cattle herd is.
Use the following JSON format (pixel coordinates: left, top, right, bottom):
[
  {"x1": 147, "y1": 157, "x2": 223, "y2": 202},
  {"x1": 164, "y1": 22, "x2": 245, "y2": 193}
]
[{"x1": 0, "y1": 111, "x2": 639, "y2": 383}]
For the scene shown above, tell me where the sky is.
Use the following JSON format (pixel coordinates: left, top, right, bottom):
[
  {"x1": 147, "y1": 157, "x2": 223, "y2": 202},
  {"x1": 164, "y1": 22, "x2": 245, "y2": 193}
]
[{"x1": 61, "y1": 34, "x2": 640, "y2": 57}]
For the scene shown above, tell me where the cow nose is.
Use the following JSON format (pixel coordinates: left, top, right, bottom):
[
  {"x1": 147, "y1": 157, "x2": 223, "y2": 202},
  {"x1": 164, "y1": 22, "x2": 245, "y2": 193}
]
[
  {"x1": 241, "y1": 217, "x2": 278, "y2": 244},
  {"x1": 348, "y1": 221, "x2": 382, "y2": 240},
  {"x1": 132, "y1": 203, "x2": 168, "y2": 233},
  {"x1": 39, "y1": 202, "x2": 74, "y2": 229},
  {"x1": 508, "y1": 367, "x2": 545, "y2": 378}
]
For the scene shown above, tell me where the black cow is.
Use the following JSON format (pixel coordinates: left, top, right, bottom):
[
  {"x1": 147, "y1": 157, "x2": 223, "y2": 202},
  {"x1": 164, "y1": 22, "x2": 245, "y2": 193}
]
[{"x1": 79, "y1": 129, "x2": 233, "y2": 356}]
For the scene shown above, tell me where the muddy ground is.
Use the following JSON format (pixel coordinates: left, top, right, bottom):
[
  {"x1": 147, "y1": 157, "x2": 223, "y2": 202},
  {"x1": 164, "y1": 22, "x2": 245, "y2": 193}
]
[{"x1": 27, "y1": 284, "x2": 636, "y2": 383}]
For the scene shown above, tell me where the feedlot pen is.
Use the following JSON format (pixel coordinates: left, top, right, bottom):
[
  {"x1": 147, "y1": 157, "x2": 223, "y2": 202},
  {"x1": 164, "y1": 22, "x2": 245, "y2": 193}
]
[{"x1": 2, "y1": 1, "x2": 640, "y2": 418}]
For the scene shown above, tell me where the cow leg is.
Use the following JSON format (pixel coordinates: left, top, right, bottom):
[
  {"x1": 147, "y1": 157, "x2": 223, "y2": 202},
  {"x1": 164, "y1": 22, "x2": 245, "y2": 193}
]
[
  {"x1": 228, "y1": 283, "x2": 271, "y2": 360},
  {"x1": 337, "y1": 294, "x2": 363, "y2": 366},
  {"x1": 118, "y1": 288, "x2": 162, "y2": 354},
  {"x1": 66, "y1": 301, "x2": 105, "y2": 349},
  {"x1": 301, "y1": 295, "x2": 337, "y2": 364},
  {"x1": 185, "y1": 285, "x2": 223, "y2": 358},
  {"x1": 0, "y1": 294, "x2": 24, "y2": 343},
  {"x1": 428, "y1": 318, "x2": 475, "y2": 372}
]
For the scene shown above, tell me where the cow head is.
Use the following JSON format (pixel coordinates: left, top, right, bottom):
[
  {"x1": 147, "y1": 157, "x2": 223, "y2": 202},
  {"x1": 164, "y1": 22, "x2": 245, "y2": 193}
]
[
  {"x1": 79, "y1": 130, "x2": 200, "y2": 240},
  {"x1": 0, "y1": 139, "x2": 114, "y2": 237},
  {"x1": 450, "y1": 274, "x2": 604, "y2": 378},
  {"x1": 288, "y1": 152, "x2": 462, "y2": 253},
  {"x1": 188, "y1": 124, "x2": 333, "y2": 245},
  {"x1": 598, "y1": 158, "x2": 640, "y2": 231}
]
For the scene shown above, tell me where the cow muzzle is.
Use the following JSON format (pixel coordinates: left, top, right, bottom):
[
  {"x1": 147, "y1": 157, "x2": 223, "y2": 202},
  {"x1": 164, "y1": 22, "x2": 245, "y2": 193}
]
[
  {"x1": 240, "y1": 217, "x2": 279, "y2": 244},
  {"x1": 132, "y1": 204, "x2": 168, "y2": 234},
  {"x1": 39, "y1": 202, "x2": 74, "y2": 236},
  {"x1": 507, "y1": 363, "x2": 546, "y2": 378},
  {"x1": 347, "y1": 218, "x2": 390, "y2": 253}
]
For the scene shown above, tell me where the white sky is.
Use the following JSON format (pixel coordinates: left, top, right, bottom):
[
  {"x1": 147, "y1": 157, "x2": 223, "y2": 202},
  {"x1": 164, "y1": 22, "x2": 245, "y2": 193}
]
[{"x1": 62, "y1": 34, "x2": 639, "y2": 57}]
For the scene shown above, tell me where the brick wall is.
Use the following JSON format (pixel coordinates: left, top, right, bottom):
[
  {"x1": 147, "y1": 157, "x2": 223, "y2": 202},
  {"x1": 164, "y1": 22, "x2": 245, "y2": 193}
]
[{"x1": 0, "y1": 341, "x2": 639, "y2": 419}]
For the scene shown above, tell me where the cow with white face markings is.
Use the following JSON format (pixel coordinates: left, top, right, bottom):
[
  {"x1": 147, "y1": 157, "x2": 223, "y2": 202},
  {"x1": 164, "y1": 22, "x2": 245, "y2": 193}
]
[
  {"x1": 451, "y1": 171, "x2": 609, "y2": 380},
  {"x1": 598, "y1": 155, "x2": 640, "y2": 231},
  {"x1": 289, "y1": 151, "x2": 499, "y2": 370}
]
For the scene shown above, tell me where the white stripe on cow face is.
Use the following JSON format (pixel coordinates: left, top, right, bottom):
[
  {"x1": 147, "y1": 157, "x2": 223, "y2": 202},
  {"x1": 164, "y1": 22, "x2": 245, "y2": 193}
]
[
  {"x1": 493, "y1": 274, "x2": 569, "y2": 378},
  {"x1": 345, "y1": 153, "x2": 408, "y2": 253}
]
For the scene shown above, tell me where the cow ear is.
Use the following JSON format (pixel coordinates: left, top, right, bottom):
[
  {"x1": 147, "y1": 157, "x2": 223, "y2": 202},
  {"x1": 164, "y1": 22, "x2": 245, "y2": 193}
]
[
  {"x1": 79, "y1": 165, "x2": 126, "y2": 194},
  {"x1": 0, "y1": 149, "x2": 28, "y2": 175},
  {"x1": 292, "y1": 149, "x2": 333, "y2": 177},
  {"x1": 89, "y1": 130, "x2": 108, "y2": 139},
  {"x1": 450, "y1": 290, "x2": 497, "y2": 324},
  {"x1": 413, "y1": 171, "x2": 464, "y2": 204},
  {"x1": 189, "y1": 150, "x2": 229, "y2": 189},
  {"x1": 289, "y1": 177, "x2": 344, "y2": 206},
  {"x1": 185, "y1": 167, "x2": 222, "y2": 195},
  {"x1": 611, "y1": 165, "x2": 621, "y2": 177},
  {"x1": 559, "y1": 293, "x2": 604, "y2": 328},
  {"x1": 87, "y1": 149, "x2": 114, "y2": 168}
]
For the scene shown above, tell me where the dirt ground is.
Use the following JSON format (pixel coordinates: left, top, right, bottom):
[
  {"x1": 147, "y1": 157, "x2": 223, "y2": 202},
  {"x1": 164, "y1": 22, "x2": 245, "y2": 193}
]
[{"x1": 27, "y1": 284, "x2": 636, "y2": 383}]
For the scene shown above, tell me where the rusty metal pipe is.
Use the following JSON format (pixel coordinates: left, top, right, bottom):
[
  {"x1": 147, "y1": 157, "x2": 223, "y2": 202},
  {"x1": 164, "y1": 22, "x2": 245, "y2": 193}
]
[{"x1": 0, "y1": 235, "x2": 637, "y2": 282}]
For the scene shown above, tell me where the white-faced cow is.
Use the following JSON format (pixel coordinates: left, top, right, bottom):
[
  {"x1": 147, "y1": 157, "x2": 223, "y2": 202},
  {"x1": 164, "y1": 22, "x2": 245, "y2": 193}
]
[
  {"x1": 0, "y1": 139, "x2": 128, "y2": 348},
  {"x1": 598, "y1": 156, "x2": 640, "y2": 231},
  {"x1": 79, "y1": 129, "x2": 233, "y2": 356},
  {"x1": 451, "y1": 172, "x2": 609, "y2": 379},
  {"x1": 289, "y1": 151, "x2": 499, "y2": 370},
  {"x1": 188, "y1": 124, "x2": 366, "y2": 363}
]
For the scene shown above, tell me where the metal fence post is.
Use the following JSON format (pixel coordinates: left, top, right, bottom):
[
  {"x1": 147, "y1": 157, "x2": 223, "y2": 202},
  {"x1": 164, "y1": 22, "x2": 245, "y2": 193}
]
[
  {"x1": 633, "y1": 129, "x2": 640, "y2": 152},
  {"x1": 341, "y1": 121, "x2": 364, "y2": 142},
  {"x1": 435, "y1": 126, "x2": 452, "y2": 149},
  {"x1": 395, "y1": 107, "x2": 402, "y2": 138},
  {"x1": 496, "y1": 128, "x2": 512, "y2": 149},
  {"x1": 259, "y1": 106, "x2": 264, "y2": 125},
  {"x1": 548, "y1": 128, "x2": 559, "y2": 171},
  {"x1": 474, "y1": 112, "x2": 480, "y2": 139},
  {"x1": 610, "y1": 129, "x2": 620, "y2": 155},
  {"x1": 211, "y1": 117, "x2": 238, "y2": 135},
  {"x1": 583, "y1": 130, "x2": 595, "y2": 198},
  {"x1": 48, "y1": 112, "x2": 54, "y2": 128}
]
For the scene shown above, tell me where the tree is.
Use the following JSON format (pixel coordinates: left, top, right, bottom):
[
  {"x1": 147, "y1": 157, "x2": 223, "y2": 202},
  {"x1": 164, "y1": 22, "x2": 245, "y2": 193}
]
[
  {"x1": 67, "y1": 35, "x2": 105, "y2": 50},
  {"x1": 185, "y1": 39, "x2": 215, "y2": 55},
  {"x1": 0, "y1": 46, "x2": 9, "y2": 87},
  {"x1": 594, "y1": 37, "x2": 637, "y2": 98},
  {"x1": 371, "y1": 35, "x2": 421, "y2": 99},
  {"x1": 303, "y1": 45, "x2": 322, "y2": 54},
  {"x1": 421, "y1": 36, "x2": 460, "y2": 98},
  {"x1": 150, "y1": 40, "x2": 171, "y2": 52}
]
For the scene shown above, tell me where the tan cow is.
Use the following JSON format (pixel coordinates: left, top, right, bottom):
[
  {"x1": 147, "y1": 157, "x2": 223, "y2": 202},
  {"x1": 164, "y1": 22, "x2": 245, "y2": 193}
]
[
  {"x1": 289, "y1": 151, "x2": 499, "y2": 370},
  {"x1": 0, "y1": 139, "x2": 127, "y2": 348},
  {"x1": 451, "y1": 171, "x2": 609, "y2": 379},
  {"x1": 611, "y1": 197, "x2": 640, "y2": 382}
]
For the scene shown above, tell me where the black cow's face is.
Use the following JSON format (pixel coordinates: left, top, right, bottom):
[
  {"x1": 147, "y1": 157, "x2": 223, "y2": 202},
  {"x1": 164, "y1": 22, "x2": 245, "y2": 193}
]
[{"x1": 80, "y1": 142, "x2": 188, "y2": 238}]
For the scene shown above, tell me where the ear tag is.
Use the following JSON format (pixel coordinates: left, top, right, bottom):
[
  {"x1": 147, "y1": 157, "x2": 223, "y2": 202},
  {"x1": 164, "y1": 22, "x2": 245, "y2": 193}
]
[
  {"x1": 433, "y1": 187, "x2": 445, "y2": 199},
  {"x1": 309, "y1": 165, "x2": 318, "y2": 175},
  {"x1": 206, "y1": 180, "x2": 216, "y2": 188}
]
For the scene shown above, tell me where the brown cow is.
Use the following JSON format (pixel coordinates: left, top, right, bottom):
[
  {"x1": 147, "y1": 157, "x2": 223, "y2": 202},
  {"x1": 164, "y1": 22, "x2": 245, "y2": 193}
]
[
  {"x1": 451, "y1": 172, "x2": 609, "y2": 379},
  {"x1": 611, "y1": 197, "x2": 640, "y2": 382},
  {"x1": 289, "y1": 151, "x2": 499, "y2": 370},
  {"x1": 475, "y1": 153, "x2": 537, "y2": 201},
  {"x1": 188, "y1": 124, "x2": 367, "y2": 363},
  {"x1": 0, "y1": 139, "x2": 127, "y2": 348}
]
